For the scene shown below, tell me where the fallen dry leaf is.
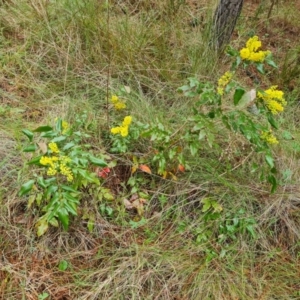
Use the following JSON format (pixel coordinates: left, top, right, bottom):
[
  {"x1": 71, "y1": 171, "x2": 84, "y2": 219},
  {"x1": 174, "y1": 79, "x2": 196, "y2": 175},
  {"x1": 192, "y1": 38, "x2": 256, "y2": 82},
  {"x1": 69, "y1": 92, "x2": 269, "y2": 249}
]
[
  {"x1": 123, "y1": 198, "x2": 133, "y2": 209},
  {"x1": 139, "y1": 164, "x2": 152, "y2": 174},
  {"x1": 38, "y1": 142, "x2": 47, "y2": 154},
  {"x1": 132, "y1": 199, "x2": 144, "y2": 216},
  {"x1": 124, "y1": 85, "x2": 131, "y2": 94},
  {"x1": 130, "y1": 193, "x2": 139, "y2": 201}
]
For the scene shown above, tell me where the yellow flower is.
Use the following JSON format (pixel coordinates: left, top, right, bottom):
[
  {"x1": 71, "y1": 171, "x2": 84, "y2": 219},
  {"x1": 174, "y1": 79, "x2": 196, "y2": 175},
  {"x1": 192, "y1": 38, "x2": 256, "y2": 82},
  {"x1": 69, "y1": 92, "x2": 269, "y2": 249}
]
[
  {"x1": 264, "y1": 86, "x2": 285, "y2": 103},
  {"x1": 47, "y1": 167, "x2": 57, "y2": 176},
  {"x1": 217, "y1": 87, "x2": 224, "y2": 95},
  {"x1": 265, "y1": 100, "x2": 284, "y2": 115},
  {"x1": 261, "y1": 131, "x2": 279, "y2": 145},
  {"x1": 40, "y1": 156, "x2": 53, "y2": 166},
  {"x1": 110, "y1": 116, "x2": 132, "y2": 137},
  {"x1": 217, "y1": 71, "x2": 233, "y2": 95},
  {"x1": 114, "y1": 101, "x2": 126, "y2": 110},
  {"x1": 111, "y1": 95, "x2": 119, "y2": 104},
  {"x1": 240, "y1": 47, "x2": 250, "y2": 60},
  {"x1": 249, "y1": 51, "x2": 268, "y2": 62},
  {"x1": 60, "y1": 163, "x2": 73, "y2": 182},
  {"x1": 258, "y1": 86, "x2": 286, "y2": 115},
  {"x1": 111, "y1": 95, "x2": 126, "y2": 110},
  {"x1": 120, "y1": 126, "x2": 129, "y2": 137},
  {"x1": 122, "y1": 116, "x2": 132, "y2": 126},
  {"x1": 240, "y1": 36, "x2": 271, "y2": 63},
  {"x1": 218, "y1": 71, "x2": 233, "y2": 87},
  {"x1": 111, "y1": 126, "x2": 121, "y2": 134},
  {"x1": 59, "y1": 156, "x2": 71, "y2": 163},
  {"x1": 246, "y1": 36, "x2": 261, "y2": 52},
  {"x1": 48, "y1": 142, "x2": 59, "y2": 154},
  {"x1": 62, "y1": 121, "x2": 69, "y2": 134}
]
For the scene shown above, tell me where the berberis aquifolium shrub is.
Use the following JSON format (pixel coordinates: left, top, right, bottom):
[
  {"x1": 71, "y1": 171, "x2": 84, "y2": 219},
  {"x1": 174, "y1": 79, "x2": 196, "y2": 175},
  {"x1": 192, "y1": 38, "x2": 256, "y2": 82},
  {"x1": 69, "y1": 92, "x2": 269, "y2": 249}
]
[
  {"x1": 20, "y1": 36, "x2": 286, "y2": 236},
  {"x1": 110, "y1": 37, "x2": 285, "y2": 190},
  {"x1": 19, "y1": 116, "x2": 110, "y2": 236},
  {"x1": 178, "y1": 36, "x2": 285, "y2": 192}
]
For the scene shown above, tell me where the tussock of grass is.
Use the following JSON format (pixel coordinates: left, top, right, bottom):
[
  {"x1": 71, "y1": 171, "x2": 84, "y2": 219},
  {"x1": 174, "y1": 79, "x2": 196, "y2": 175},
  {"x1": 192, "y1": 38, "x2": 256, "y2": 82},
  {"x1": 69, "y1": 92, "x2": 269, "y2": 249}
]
[{"x1": 1, "y1": 0, "x2": 300, "y2": 299}]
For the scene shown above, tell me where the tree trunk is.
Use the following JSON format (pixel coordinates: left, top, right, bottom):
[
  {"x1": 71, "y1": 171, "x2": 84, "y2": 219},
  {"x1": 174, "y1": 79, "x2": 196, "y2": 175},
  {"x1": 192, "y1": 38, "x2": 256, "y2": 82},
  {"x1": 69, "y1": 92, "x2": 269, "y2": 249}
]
[{"x1": 213, "y1": 0, "x2": 244, "y2": 51}]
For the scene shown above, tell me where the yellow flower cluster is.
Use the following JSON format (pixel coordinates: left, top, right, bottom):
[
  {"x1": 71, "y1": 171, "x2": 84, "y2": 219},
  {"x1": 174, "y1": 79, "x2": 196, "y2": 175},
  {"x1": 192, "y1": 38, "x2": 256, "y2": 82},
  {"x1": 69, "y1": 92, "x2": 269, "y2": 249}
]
[
  {"x1": 40, "y1": 150, "x2": 73, "y2": 182},
  {"x1": 240, "y1": 36, "x2": 271, "y2": 62},
  {"x1": 59, "y1": 163, "x2": 73, "y2": 182},
  {"x1": 111, "y1": 116, "x2": 132, "y2": 137},
  {"x1": 40, "y1": 156, "x2": 59, "y2": 176},
  {"x1": 260, "y1": 131, "x2": 279, "y2": 145},
  {"x1": 62, "y1": 121, "x2": 69, "y2": 134},
  {"x1": 258, "y1": 86, "x2": 286, "y2": 115},
  {"x1": 40, "y1": 155, "x2": 59, "y2": 166},
  {"x1": 111, "y1": 95, "x2": 126, "y2": 110},
  {"x1": 48, "y1": 142, "x2": 59, "y2": 154},
  {"x1": 217, "y1": 71, "x2": 233, "y2": 95}
]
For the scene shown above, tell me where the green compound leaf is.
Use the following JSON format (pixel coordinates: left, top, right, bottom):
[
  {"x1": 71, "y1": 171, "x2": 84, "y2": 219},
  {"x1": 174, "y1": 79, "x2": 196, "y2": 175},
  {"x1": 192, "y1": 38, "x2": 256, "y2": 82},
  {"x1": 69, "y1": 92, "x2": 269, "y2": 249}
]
[
  {"x1": 49, "y1": 217, "x2": 59, "y2": 227},
  {"x1": 62, "y1": 191, "x2": 79, "y2": 205},
  {"x1": 27, "y1": 155, "x2": 43, "y2": 165},
  {"x1": 60, "y1": 185, "x2": 79, "y2": 194},
  {"x1": 63, "y1": 142, "x2": 75, "y2": 151},
  {"x1": 37, "y1": 176, "x2": 47, "y2": 189},
  {"x1": 63, "y1": 201, "x2": 77, "y2": 216},
  {"x1": 267, "y1": 114, "x2": 278, "y2": 129},
  {"x1": 78, "y1": 169, "x2": 99, "y2": 184},
  {"x1": 256, "y1": 63, "x2": 264, "y2": 74},
  {"x1": 268, "y1": 174, "x2": 277, "y2": 193},
  {"x1": 233, "y1": 88, "x2": 245, "y2": 106},
  {"x1": 41, "y1": 131, "x2": 57, "y2": 138},
  {"x1": 19, "y1": 180, "x2": 35, "y2": 196},
  {"x1": 36, "y1": 218, "x2": 49, "y2": 237},
  {"x1": 33, "y1": 126, "x2": 53, "y2": 132},
  {"x1": 58, "y1": 260, "x2": 68, "y2": 271},
  {"x1": 55, "y1": 118, "x2": 62, "y2": 132},
  {"x1": 89, "y1": 155, "x2": 108, "y2": 167},
  {"x1": 51, "y1": 136, "x2": 66, "y2": 143},
  {"x1": 265, "y1": 154, "x2": 274, "y2": 169},
  {"x1": 87, "y1": 216, "x2": 95, "y2": 233},
  {"x1": 201, "y1": 198, "x2": 212, "y2": 212},
  {"x1": 58, "y1": 207, "x2": 69, "y2": 230},
  {"x1": 23, "y1": 144, "x2": 37, "y2": 152},
  {"x1": 22, "y1": 129, "x2": 34, "y2": 142},
  {"x1": 265, "y1": 56, "x2": 278, "y2": 69}
]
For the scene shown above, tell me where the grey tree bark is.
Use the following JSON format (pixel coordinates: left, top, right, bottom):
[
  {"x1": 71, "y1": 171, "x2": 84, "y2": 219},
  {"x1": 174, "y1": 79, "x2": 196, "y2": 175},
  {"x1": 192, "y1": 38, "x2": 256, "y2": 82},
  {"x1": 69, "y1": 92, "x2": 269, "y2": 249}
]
[{"x1": 213, "y1": 0, "x2": 244, "y2": 51}]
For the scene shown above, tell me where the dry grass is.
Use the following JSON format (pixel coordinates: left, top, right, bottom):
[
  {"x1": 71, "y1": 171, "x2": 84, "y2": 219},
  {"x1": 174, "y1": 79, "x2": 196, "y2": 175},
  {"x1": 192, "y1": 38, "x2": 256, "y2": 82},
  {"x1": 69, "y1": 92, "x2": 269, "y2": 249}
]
[{"x1": 0, "y1": 0, "x2": 300, "y2": 299}]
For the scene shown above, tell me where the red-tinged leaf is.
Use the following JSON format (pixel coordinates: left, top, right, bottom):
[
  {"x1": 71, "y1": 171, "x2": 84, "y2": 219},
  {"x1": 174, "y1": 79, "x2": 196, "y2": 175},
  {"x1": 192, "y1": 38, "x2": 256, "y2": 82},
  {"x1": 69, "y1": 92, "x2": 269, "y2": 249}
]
[
  {"x1": 178, "y1": 164, "x2": 185, "y2": 172},
  {"x1": 97, "y1": 167, "x2": 111, "y2": 178},
  {"x1": 139, "y1": 164, "x2": 151, "y2": 174}
]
